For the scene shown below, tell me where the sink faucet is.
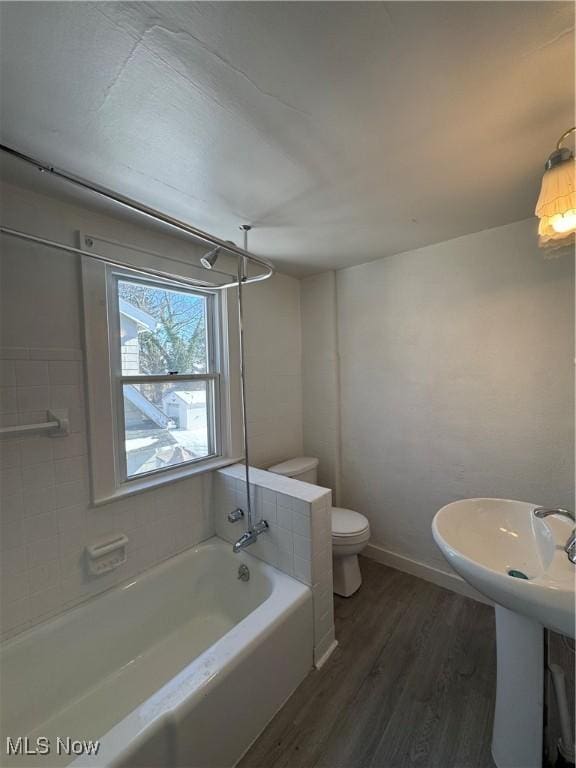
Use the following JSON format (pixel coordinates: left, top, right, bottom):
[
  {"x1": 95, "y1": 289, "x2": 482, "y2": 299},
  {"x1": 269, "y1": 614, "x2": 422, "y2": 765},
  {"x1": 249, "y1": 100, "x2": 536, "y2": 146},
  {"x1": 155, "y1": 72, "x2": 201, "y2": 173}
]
[
  {"x1": 233, "y1": 519, "x2": 269, "y2": 553},
  {"x1": 533, "y1": 507, "x2": 576, "y2": 564}
]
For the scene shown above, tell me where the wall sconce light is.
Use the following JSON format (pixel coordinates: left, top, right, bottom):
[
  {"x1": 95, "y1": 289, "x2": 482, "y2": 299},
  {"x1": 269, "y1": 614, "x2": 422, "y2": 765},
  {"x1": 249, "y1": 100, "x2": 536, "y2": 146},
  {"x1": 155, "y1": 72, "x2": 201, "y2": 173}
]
[{"x1": 535, "y1": 127, "x2": 575, "y2": 251}]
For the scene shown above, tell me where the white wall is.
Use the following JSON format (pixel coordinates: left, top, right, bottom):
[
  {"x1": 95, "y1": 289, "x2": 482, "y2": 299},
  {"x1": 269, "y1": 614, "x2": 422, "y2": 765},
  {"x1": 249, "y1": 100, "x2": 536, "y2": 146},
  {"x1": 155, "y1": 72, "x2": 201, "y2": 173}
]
[
  {"x1": 243, "y1": 272, "x2": 303, "y2": 468},
  {"x1": 336, "y1": 218, "x2": 574, "y2": 574},
  {"x1": 0, "y1": 180, "x2": 302, "y2": 638},
  {"x1": 301, "y1": 272, "x2": 340, "y2": 498}
]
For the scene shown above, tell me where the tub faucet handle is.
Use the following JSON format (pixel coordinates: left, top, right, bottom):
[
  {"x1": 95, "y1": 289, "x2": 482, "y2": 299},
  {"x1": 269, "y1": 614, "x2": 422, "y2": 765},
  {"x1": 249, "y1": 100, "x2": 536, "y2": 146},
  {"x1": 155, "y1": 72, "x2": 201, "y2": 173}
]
[{"x1": 228, "y1": 508, "x2": 245, "y2": 523}]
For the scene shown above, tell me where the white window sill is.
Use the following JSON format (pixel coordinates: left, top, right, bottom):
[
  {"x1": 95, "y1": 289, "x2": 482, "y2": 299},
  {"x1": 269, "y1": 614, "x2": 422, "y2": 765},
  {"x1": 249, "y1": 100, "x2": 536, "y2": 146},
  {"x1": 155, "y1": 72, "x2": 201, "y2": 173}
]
[{"x1": 92, "y1": 456, "x2": 243, "y2": 507}]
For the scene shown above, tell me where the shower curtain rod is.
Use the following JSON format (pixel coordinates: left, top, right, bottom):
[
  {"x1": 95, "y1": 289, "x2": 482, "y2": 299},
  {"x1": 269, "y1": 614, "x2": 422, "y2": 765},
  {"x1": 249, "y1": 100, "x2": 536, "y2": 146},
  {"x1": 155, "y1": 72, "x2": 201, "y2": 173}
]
[
  {"x1": 0, "y1": 143, "x2": 275, "y2": 288},
  {"x1": 0, "y1": 225, "x2": 245, "y2": 291}
]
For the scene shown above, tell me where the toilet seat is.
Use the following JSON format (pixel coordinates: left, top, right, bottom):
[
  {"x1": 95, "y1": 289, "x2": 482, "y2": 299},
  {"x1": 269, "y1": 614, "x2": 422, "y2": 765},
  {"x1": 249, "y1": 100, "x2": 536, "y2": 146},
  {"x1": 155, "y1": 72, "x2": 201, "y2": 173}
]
[{"x1": 331, "y1": 507, "x2": 370, "y2": 539}]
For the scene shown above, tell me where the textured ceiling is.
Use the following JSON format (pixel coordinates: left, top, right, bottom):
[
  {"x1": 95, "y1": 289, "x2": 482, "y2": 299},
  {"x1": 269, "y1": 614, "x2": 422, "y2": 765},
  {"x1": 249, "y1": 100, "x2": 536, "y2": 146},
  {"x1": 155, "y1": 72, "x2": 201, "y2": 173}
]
[{"x1": 0, "y1": 1, "x2": 574, "y2": 276}]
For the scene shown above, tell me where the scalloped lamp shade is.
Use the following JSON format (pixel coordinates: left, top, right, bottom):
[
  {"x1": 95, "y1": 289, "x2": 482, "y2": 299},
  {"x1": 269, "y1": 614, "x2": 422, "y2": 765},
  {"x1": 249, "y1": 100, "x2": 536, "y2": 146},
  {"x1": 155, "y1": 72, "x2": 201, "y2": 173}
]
[{"x1": 535, "y1": 157, "x2": 576, "y2": 250}]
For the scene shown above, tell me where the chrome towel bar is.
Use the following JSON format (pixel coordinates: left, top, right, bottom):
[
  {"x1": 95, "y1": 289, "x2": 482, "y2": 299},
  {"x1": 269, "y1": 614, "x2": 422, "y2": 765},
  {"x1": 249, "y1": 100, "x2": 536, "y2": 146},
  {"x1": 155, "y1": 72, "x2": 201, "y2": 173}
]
[{"x1": 0, "y1": 409, "x2": 69, "y2": 438}]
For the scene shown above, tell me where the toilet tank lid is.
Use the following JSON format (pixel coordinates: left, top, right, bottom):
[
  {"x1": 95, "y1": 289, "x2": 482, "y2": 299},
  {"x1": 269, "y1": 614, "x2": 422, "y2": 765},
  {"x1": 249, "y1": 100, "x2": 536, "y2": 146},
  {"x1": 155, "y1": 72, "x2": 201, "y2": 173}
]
[{"x1": 267, "y1": 456, "x2": 319, "y2": 477}]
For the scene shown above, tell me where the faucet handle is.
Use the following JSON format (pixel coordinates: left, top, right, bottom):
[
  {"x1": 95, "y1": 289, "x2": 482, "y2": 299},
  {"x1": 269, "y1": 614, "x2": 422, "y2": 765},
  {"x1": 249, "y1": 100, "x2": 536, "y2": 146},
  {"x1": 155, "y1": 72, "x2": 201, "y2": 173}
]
[
  {"x1": 565, "y1": 531, "x2": 576, "y2": 564},
  {"x1": 253, "y1": 519, "x2": 269, "y2": 534},
  {"x1": 228, "y1": 508, "x2": 245, "y2": 523},
  {"x1": 534, "y1": 508, "x2": 576, "y2": 565}
]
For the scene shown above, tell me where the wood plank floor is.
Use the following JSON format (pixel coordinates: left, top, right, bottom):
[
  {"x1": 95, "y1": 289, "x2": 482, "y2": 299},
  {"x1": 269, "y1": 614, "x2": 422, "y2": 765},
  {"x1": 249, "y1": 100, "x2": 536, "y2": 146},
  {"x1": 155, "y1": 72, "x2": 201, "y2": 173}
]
[{"x1": 239, "y1": 557, "x2": 497, "y2": 768}]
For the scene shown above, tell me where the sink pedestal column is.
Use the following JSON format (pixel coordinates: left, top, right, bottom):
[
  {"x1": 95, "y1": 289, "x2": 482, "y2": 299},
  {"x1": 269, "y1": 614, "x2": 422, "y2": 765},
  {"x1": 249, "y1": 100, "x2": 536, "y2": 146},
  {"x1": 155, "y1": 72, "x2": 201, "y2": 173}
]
[{"x1": 492, "y1": 606, "x2": 544, "y2": 768}]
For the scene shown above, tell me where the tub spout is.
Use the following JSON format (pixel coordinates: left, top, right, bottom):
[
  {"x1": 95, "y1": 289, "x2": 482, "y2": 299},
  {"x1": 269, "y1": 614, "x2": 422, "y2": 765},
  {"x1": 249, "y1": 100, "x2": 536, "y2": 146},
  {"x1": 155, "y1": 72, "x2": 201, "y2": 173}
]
[{"x1": 233, "y1": 520, "x2": 269, "y2": 553}]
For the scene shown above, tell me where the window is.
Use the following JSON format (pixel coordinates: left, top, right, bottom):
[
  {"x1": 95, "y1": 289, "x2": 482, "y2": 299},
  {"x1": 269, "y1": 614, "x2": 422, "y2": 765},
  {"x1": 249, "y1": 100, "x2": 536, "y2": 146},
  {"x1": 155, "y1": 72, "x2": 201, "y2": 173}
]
[
  {"x1": 113, "y1": 276, "x2": 219, "y2": 479},
  {"x1": 81, "y1": 233, "x2": 242, "y2": 504}
]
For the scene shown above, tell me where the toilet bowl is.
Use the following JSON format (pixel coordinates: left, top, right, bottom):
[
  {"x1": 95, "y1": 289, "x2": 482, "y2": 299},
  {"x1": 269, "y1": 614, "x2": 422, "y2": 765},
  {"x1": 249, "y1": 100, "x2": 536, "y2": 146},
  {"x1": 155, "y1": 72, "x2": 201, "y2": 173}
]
[
  {"x1": 331, "y1": 507, "x2": 371, "y2": 597},
  {"x1": 267, "y1": 457, "x2": 370, "y2": 597}
]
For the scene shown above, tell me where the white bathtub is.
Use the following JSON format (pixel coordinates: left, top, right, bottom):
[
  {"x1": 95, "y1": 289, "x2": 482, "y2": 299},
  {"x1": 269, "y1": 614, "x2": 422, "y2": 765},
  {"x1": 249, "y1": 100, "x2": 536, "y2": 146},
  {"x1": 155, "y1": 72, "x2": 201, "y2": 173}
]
[{"x1": 0, "y1": 537, "x2": 313, "y2": 768}]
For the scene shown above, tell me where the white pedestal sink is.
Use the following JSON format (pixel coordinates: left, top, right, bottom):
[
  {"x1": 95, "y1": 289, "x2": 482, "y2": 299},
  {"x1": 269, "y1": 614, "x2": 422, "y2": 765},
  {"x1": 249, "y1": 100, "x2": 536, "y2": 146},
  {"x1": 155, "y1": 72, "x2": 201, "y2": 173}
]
[{"x1": 432, "y1": 498, "x2": 575, "y2": 768}]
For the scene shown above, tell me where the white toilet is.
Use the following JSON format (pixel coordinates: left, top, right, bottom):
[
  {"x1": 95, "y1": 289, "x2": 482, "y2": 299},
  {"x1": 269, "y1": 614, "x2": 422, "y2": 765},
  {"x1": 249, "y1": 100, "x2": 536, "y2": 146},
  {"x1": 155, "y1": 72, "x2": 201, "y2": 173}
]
[{"x1": 267, "y1": 457, "x2": 370, "y2": 597}]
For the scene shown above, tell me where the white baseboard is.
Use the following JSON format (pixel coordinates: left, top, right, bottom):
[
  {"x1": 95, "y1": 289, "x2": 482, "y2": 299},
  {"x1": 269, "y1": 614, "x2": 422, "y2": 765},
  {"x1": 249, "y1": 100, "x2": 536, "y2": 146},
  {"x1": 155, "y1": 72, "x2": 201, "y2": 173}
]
[
  {"x1": 314, "y1": 639, "x2": 338, "y2": 669},
  {"x1": 363, "y1": 543, "x2": 492, "y2": 606}
]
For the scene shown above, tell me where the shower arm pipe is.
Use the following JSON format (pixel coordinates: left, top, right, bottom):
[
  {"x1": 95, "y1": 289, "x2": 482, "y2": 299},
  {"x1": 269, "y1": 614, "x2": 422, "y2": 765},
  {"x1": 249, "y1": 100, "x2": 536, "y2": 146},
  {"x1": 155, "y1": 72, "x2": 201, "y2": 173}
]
[
  {"x1": 0, "y1": 143, "x2": 274, "y2": 287},
  {"x1": 237, "y1": 226, "x2": 253, "y2": 530}
]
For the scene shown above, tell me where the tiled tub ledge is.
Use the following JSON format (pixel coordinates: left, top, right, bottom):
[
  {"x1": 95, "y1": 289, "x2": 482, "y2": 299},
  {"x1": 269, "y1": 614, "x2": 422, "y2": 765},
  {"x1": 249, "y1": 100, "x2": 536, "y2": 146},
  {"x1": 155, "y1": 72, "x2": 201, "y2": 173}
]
[
  {"x1": 213, "y1": 464, "x2": 337, "y2": 667},
  {"x1": 217, "y1": 463, "x2": 333, "y2": 504}
]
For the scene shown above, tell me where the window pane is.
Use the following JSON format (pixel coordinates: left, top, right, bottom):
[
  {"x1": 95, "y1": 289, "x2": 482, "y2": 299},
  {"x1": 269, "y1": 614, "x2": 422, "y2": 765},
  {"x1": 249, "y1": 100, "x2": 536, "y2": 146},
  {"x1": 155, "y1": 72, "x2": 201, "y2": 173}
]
[
  {"x1": 117, "y1": 279, "x2": 208, "y2": 375},
  {"x1": 123, "y1": 381, "x2": 212, "y2": 477}
]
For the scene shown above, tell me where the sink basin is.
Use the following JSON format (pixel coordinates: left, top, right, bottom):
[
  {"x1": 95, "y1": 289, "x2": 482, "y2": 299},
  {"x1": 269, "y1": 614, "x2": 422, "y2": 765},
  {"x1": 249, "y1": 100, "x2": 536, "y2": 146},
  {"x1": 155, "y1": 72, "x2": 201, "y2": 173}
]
[{"x1": 432, "y1": 498, "x2": 575, "y2": 638}]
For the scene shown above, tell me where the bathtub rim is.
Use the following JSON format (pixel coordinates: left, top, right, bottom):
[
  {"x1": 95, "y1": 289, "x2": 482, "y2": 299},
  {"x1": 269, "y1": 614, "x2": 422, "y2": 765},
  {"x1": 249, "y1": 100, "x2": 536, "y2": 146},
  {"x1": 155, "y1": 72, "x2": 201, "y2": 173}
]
[
  {"x1": 1, "y1": 536, "x2": 312, "y2": 768},
  {"x1": 0, "y1": 536, "x2": 296, "y2": 651},
  {"x1": 70, "y1": 538, "x2": 311, "y2": 767}
]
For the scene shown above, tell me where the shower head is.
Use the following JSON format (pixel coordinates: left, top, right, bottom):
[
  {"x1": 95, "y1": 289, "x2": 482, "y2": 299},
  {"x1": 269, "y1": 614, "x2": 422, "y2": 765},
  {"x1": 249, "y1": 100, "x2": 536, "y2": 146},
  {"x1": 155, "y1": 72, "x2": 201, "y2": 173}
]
[
  {"x1": 200, "y1": 246, "x2": 221, "y2": 270},
  {"x1": 200, "y1": 241, "x2": 237, "y2": 270}
]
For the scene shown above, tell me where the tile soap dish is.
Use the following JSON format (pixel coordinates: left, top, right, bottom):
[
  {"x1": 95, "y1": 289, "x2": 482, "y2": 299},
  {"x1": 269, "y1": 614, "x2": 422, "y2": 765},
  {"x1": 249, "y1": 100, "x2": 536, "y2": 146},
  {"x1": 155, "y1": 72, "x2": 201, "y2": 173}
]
[{"x1": 86, "y1": 533, "x2": 128, "y2": 576}]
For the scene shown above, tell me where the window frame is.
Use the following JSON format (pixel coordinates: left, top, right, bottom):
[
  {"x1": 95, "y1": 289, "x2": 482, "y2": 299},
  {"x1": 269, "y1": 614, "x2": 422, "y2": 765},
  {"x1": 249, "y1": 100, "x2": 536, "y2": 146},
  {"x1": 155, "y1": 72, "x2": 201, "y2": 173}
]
[
  {"x1": 109, "y1": 269, "x2": 221, "y2": 483},
  {"x1": 81, "y1": 230, "x2": 243, "y2": 506}
]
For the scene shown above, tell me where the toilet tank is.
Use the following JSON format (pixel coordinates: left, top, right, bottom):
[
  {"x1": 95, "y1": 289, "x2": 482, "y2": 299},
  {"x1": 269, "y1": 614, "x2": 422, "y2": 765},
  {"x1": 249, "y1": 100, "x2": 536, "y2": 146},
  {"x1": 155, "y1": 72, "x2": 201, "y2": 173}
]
[{"x1": 267, "y1": 456, "x2": 319, "y2": 484}]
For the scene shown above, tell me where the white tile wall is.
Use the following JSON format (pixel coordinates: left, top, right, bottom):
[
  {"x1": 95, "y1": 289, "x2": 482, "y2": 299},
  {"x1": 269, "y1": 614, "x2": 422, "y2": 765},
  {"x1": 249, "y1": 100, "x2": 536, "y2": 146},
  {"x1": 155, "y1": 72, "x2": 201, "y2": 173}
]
[
  {"x1": 0, "y1": 347, "x2": 213, "y2": 640},
  {"x1": 214, "y1": 464, "x2": 335, "y2": 665}
]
